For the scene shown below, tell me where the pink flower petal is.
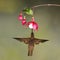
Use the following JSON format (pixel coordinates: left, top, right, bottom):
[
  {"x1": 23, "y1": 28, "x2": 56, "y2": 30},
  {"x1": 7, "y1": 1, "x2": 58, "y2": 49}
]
[
  {"x1": 22, "y1": 16, "x2": 26, "y2": 25},
  {"x1": 18, "y1": 13, "x2": 23, "y2": 20},
  {"x1": 27, "y1": 21, "x2": 38, "y2": 30}
]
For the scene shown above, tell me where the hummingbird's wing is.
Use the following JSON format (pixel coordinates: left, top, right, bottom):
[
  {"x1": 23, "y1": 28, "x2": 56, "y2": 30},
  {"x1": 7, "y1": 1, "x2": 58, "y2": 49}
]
[
  {"x1": 13, "y1": 38, "x2": 30, "y2": 44},
  {"x1": 34, "y1": 38, "x2": 49, "y2": 44}
]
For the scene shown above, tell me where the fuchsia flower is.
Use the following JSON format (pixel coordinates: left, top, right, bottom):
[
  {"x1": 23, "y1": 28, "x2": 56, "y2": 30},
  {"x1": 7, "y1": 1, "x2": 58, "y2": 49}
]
[
  {"x1": 18, "y1": 12, "x2": 38, "y2": 31},
  {"x1": 18, "y1": 12, "x2": 23, "y2": 20},
  {"x1": 22, "y1": 16, "x2": 26, "y2": 25},
  {"x1": 18, "y1": 12, "x2": 26, "y2": 25},
  {"x1": 27, "y1": 17, "x2": 38, "y2": 30}
]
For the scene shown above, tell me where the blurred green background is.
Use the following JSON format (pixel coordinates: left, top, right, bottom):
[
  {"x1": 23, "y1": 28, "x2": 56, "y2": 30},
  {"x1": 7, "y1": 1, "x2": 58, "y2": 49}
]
[{"x1": 0, "y1": 0, "x2": 60, "y2": 60}]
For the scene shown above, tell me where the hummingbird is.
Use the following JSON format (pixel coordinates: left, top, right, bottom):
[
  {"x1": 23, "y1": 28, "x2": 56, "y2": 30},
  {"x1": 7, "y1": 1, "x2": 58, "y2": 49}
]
[{"x1": 13, "y1": 30, "x2": 48, "y2": 56}]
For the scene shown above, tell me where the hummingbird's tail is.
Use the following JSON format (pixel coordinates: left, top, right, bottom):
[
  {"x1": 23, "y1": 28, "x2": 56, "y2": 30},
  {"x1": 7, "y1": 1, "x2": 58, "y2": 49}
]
[{"x1": 28, "y1": 45, "x2": 34, "y2": 56}]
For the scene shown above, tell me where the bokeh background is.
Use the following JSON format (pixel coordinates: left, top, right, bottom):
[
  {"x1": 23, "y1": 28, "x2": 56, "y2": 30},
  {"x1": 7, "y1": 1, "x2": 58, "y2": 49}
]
[{"x1": 0, "y1": 0, "x2": 60, "y2": 60}]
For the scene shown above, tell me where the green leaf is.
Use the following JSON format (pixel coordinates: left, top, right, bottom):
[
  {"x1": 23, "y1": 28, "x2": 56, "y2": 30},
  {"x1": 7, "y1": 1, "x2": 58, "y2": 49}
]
[{"x1": 23, "y1": 8, "x2": 33, "y2": 15}]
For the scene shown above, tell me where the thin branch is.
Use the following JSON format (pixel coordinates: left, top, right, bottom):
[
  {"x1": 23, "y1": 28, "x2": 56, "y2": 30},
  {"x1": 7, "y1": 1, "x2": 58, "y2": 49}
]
[{"x1": 31, "y1": 4, "x2": 60, "y2": 8}]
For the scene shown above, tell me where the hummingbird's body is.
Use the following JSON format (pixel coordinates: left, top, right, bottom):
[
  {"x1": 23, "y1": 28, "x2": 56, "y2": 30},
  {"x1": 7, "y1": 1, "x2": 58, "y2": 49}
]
[{"x1": 28, "y1": 32, "x2": 34, "y2": 56}]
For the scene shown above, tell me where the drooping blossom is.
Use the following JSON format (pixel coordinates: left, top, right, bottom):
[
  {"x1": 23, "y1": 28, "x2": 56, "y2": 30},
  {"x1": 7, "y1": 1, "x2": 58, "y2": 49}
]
[
  {"x1": 27, "y1": 17, "x2": 38, "y2": 30},
  {"x1": 22, "y1": 16, "x2": 26, "y2": 25},
  {"x1": 18, "y1": 12, "x2": 23, "y2": 20}
]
